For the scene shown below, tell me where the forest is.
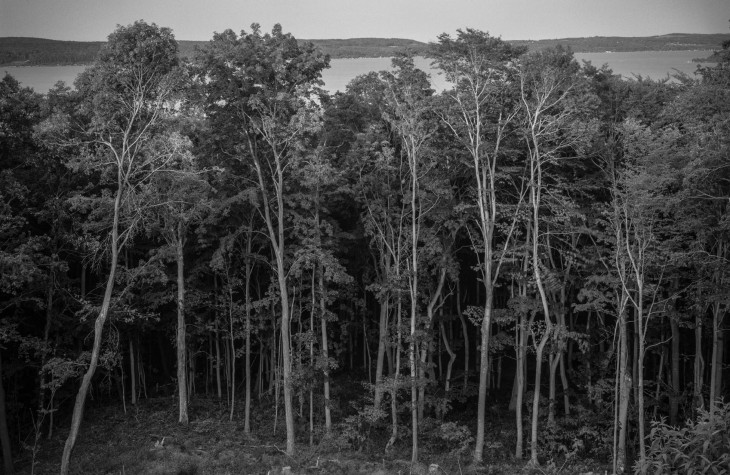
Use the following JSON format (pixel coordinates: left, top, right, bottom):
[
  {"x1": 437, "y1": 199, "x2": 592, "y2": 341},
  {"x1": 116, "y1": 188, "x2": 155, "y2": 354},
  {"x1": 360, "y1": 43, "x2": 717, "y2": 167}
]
[{"x1": 0, "y1": 20, "x2": 729, "y2": 475}]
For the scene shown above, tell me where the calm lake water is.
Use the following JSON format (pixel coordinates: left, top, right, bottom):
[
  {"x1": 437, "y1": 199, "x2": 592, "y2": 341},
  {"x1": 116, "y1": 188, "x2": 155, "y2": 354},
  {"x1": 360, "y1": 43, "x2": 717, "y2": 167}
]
[{"x1": 2, "y1": 50, "x2": 714, "y2": 94}]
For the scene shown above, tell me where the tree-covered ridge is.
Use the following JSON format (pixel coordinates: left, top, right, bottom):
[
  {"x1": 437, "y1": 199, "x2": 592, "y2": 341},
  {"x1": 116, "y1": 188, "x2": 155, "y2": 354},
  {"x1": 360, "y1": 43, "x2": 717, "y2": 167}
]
[
  {"x1": 510, "y1": 32, "x2": 730, "y2": 52},
  {"x1": 0, "y1": 20, "x2": 729, "y2": 475},
  {"x1": 3, "y1": 33, "x2": 730, "y2": 66},
  {"x1": 0, "y1": 37, "x2": 105, "y2": 65}
]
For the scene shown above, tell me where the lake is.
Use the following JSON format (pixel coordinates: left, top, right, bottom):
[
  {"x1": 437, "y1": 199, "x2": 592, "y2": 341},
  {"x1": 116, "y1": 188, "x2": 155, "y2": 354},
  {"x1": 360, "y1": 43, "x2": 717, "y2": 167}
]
[{"x1": 2, "y1": 50, "x2": 714, "y2": 94}]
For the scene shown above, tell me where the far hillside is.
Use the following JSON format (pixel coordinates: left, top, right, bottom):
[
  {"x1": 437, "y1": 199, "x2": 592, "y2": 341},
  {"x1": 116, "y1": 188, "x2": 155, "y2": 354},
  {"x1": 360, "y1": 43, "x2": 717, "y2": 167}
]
[
  {"x1": 0, "y1": 37, "x2": 104, "y2": 66},
  {"x1": 2, "y1": 33, "x2": 729, "y2": 66},
  {"x1": 511, "y1": 32, "x2": 730, "y2": 53}
]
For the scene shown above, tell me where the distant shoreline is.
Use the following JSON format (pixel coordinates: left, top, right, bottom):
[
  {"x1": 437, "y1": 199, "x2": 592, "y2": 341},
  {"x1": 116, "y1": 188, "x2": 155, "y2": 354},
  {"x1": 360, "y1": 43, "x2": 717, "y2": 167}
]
[
  {"x1": 2, "y1": 49, "x2": 720, "y2": 68},
  {"x1": 2, "y1": 33, "x2": 728, "y2": 67}
]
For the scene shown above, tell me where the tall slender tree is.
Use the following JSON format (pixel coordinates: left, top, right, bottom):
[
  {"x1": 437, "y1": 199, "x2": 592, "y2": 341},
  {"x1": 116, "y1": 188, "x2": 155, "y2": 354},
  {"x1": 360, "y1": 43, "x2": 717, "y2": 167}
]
[{"x1": 44, "y1": 21, "x2": 182, "y2": 474}]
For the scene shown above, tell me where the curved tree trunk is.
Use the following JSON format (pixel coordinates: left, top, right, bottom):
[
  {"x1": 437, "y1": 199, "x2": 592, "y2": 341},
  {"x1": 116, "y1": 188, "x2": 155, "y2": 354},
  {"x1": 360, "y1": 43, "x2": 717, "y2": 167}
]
[
  {"x1": 61, "y1": 183, "x2": 122, "y2": 475},
  {"x1": 440, "y1": 321, "x2": 456, "y2": 393}
]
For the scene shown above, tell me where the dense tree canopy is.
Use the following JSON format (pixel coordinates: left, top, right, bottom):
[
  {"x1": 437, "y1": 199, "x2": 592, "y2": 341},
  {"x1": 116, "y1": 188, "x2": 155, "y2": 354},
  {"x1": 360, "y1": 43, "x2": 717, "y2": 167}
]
[{"x1": 0, "y1": 21, "x2": 729, "y2": 475}]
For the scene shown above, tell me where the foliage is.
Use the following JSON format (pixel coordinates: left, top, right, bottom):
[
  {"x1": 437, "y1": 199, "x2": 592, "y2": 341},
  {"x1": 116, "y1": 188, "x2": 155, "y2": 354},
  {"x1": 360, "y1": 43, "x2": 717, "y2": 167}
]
[{"x1": 636, "y1": 402, "x2": 730, "y2": 474}]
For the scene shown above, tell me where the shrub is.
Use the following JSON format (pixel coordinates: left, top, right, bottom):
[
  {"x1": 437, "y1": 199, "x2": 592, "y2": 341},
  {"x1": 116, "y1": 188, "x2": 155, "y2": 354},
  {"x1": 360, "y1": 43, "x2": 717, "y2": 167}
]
[{"x1": 636, "y1": 401, "x2": 730, "y2": 474}]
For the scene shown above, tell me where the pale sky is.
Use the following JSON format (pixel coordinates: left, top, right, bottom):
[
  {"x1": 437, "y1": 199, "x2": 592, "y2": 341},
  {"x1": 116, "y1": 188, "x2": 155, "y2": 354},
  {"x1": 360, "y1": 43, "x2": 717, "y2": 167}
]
[{"x1": 1, "y1": 0, "x2": 729, "y2": 42}]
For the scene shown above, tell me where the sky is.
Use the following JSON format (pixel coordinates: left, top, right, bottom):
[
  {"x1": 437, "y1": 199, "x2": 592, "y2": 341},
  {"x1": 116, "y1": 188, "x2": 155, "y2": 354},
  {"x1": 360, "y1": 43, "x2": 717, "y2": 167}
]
[{"x1": 1, "y1": 0, "x2": 729, "y2": 42}]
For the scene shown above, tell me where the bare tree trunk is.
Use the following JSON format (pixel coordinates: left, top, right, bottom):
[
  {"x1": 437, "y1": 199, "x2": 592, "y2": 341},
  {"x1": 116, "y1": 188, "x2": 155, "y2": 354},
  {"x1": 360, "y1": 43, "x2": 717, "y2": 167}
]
[
  {"x1": 278, "y1": 271, "x2": 295, "y2": 454},
  {"x1": 319, "y1": 266, "x2": 332, "y2": 432},
  {"x1": 215, "y1": 324, "x2": 222, "y2": 400},
  {"x1": 636, "y1": 286, "x2": 647, "y2": 465},
  {"x1": 409, "y1": 150, "x2": 419, "y2": 465},
  {"x1": 515, "y1": 306, "x2": 528, "y2": 460},
  {"x1": 710, "y1": 301, "x2": 725, "y2": 415},
  {"x1": 215, "y1": 277, "x2": 222, "y2": 400},
  {"x1": 228, "y1": 271, "x2": 236, "y2": 422},
  {"x1": 475, "y1": 292, "x2": 493, "y2": 462},
  {"x1": 410, "y1": 308, "x2": 418, "y2": 464},
  {"x1": 530, "y1": 331, "x2": 549, "y2": 465},
  {"x1": 38, "y1": 272, "x2": 55, "y2": 438},
  {"x1": 0, "y1": 352, "x2": 14, "y2": 474},
  {"x1": 130, "y1": 338, "x2": 137, "y2": 406},
  {"x1": 244, "y1": 228, "x2": 253, "y2": 433},
  {"x1": 309, "y1": 273, "x2": 315, "y2": 446},
  {"x1": 176, "y1": 232, "x2": 189, "y2": 425},
  {"x1": 440, "y1": 322, "x2": 456, "y2": 394},
  {"x1": 364, "y1": 317, "x2": 372, "y2": 381},
  {"x1": 529, "y1": 153, "x2": 553, "y2": 466},
  {"x1": 456, "y1": 279, "x2": 469, "y2": 394},
  {"x1": 670, "y1": 317, "x2": 680, "y2": 425},
  {"x1": 694, "y1": 311, "x2": 705, "y2": 412},
  {"x1": 417, "y1": 267, "x2": 447, "y2": 423},
  {"x1": 138, "y1": 344, "x2": 147, "y2": 400},
  {"x1": 548, "y1": 352, "x2": 558, "y2": 425},
  {"x1": 615, "y1": 305, "x2": 630, "y2": 474},
  {"x1": 386, "y1": 296, "x2": 403, "y2": 451},
  {"x1": 60, "y1": 180, "x2": 122, "y2": 475},
  {"x1": 373, "y1": 298, "x2": 389, "y2": 410},
  {"x1": 558, "y1": 351, "x2": 569, "y2": 416}
]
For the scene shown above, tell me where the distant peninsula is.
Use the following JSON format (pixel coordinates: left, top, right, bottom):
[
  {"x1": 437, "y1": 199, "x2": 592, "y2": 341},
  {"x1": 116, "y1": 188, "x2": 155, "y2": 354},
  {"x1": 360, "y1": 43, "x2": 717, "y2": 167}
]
[{"x1": 2, "y1": 33, "x2": 729, "y2": 66}]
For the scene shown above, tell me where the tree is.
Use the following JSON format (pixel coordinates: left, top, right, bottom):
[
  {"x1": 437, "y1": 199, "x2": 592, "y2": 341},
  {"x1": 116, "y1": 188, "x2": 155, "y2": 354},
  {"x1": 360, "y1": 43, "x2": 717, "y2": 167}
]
[
  {"x1": 194, "y1": 24, "x2": 329, "y2": 455},
  {"x1": 430, "y1": 29, "x2": 526, "y2": 463},
  {"x1": 381, "y1": 55, "x2": 438, "y2": 463},
  {"x1": 141, "y1": 129, "x2": 212, "y2": 424},
  {"x1": 38, "y1": 21, "x2": 183, "y2": 474},
  {"x1": 518, "y1": 46, "x2": 588, "y2": 465}
]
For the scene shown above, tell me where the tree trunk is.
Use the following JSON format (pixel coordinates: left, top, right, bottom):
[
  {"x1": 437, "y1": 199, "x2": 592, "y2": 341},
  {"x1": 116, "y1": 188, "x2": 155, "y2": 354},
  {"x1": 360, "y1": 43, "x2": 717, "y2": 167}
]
[
  {"x1": 529, "y1": 160, "x2": 553, "y2": 466},
  {"x1": 670, "y1": 317, "x2": 680, "y2": 425},
  {"x1": 440, "y1": 322, "x2": 456, "y2": 394},
  {"x1": 244, "y1": 228, "x2": 253, "y2": 433},
  {"x1": 386, "y1": 296, "x2": 403, "y2": 451},
  {"x1": 559, "y1": 351, "x2": 569, "y2": 416},
  {"x1": 373, "y1": 298, "x2": 389, "y2": 411},
  {"x1": 215, "y1": 277, "x2": 223, "y2": 400},
  {"x1": 694, "y1": 311, "x2": 704, "y2": 411},
  {"x1": 474, "y1": 291, "x2": 493, "y2": 463},
  {"x1": 38, "y1": 272, "x2": 54, "y2": 437},
  {"x1": 636, "y1": 285, "x2": 646, "y2": 465},
  {"x1": 0, "y1": 352, "x2": 14, "y2": 475},
  {"x1": 417, "y1": 267, "x2": 447, "y2": 423},
  {"x1": 176, "y1": 232, "x2": 189, "y2": 424},
  {"x1": 309, "y1": 272, "x2": 315, "y2": 446},
  {"x1": 60, "y1": 179, "x2": 123, "y2": 475},
  {"x1": 138, "y1": 343, "x2": 147, "y2": 400},
  {"x1": 129, "y1": 338, "x2": 137, "y2": 406},
  {"x1": 515, "y1": 306, "x2": 528, "y2": 460},
  {"x1": 319, "y1": 266, "x2": 332, "y2": 432},
  {"x1": 408, "y1": 148, "x2": 420, "y2": 465},
  {"x1": 456, "y1": 279, "x2": 469, "y2": 394},
  {"x1": 548, "y1": 353, "x2": 557, "y2": 425},
  {"x1": 615, "y1": 305, "x2": 630, "y2": 474},
  {"x1": 710, "y1": 302, "x2": 725, "y2": 415}
]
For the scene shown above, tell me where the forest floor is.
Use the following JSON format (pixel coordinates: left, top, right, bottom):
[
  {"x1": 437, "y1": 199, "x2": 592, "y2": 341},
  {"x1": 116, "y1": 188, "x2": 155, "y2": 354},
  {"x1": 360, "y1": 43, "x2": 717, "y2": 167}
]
[{"x1": 15, "y1": 380, "x2": 613, "y2": 475}]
